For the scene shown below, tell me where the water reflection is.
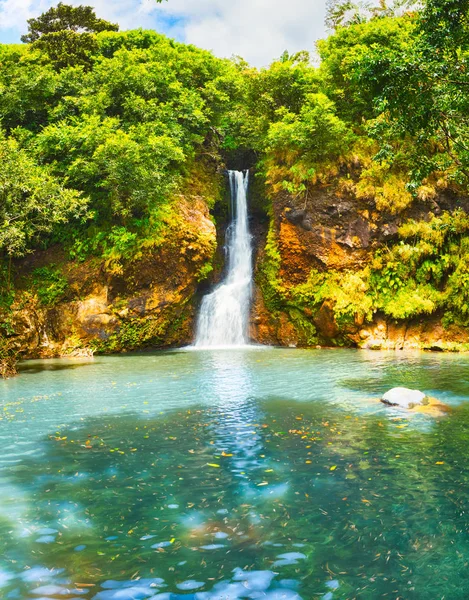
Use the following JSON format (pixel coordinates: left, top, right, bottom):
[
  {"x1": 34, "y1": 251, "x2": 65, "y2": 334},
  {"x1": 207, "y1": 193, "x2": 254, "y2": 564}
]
[
  {"x1": 3, "y1": 350, "x2": 469, "y2": 598},
  {"x1": 199, "y1": 351, "x2": 265, "y2": 486}
]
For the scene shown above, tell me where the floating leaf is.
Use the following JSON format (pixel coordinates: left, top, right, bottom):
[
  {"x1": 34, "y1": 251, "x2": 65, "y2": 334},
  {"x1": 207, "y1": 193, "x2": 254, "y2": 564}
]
[{"x1": 207, "y1": 463, "x2": 220, "y2": 468}]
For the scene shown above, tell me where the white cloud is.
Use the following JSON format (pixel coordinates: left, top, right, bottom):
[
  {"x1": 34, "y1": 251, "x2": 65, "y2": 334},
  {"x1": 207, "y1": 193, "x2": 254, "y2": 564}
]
[
  {"x1": 156, "y1": 0, "x2": 328, "y2": 66},
  {"x1": 0, "y1": 0, "x2": 162, "y2": 34},
  {"x1": 0, "y1": 0, "x2": 328, "y2": 66},
  {"x1": 0, "y1": 0, "x2": 49, "y2": 31}
]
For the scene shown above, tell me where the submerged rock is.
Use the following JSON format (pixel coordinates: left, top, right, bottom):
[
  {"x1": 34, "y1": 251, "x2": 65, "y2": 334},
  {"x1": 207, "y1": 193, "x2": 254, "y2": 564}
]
[
  {"x1": 380, "y1": 388, "x2": 450, "y2": 416},
  {"x1": 413, "y1": 397, "x2": 452, "y2": 418},
  {"x1": 381, "y1": 387, "x2": 426, "y2": 409}
]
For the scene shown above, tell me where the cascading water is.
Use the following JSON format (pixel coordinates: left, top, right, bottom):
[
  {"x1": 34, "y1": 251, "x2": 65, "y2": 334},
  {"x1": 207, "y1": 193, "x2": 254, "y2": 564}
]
[{"x1": 194, "y1": 170, "x2": 252, "y2": 347}]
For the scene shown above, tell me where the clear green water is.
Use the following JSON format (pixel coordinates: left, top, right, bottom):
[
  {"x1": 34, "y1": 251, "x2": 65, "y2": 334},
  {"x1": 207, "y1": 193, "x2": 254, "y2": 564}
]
[{"x1": 2, "y1": 348, "x2": 469, "y2": 599}]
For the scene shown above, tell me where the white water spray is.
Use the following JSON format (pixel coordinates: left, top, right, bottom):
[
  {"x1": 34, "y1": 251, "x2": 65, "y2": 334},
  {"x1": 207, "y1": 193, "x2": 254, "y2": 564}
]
[{"x1": 194, "y1": 170, "x2": 252, "y2": 347}]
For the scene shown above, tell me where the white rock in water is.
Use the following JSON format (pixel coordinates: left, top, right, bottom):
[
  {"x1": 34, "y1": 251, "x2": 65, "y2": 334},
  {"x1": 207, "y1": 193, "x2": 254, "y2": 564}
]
[{"x1": 381, "y1": 387, "x2": 426, "y2": 409}]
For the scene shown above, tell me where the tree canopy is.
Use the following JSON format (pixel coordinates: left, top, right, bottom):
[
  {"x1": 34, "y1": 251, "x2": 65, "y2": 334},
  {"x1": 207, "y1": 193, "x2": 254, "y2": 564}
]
[
  {"x1": 0, "y1": 133, "x2": 87, "y2": 257},
  {"x1": 3, "y1": 0, "x2": 469, "y2": 335},
  {"x1": 21, "y1": 3, "x2": 119, "y2": 43}
]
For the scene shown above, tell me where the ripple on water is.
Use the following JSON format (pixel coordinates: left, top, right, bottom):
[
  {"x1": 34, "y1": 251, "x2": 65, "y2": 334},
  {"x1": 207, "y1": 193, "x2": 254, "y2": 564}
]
[{"x1": 2, "y1": 348, "x2": 469, "y2": 599}]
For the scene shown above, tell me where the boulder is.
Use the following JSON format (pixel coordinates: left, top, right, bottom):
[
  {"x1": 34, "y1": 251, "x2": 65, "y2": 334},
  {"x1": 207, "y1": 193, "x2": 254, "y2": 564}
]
[{"x1": 381, "y1": 387, "x2": 426, "y2": 409}]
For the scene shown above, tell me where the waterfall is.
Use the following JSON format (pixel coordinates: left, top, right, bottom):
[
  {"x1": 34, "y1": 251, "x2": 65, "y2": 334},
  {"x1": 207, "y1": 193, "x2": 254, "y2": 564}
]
[{"x1": 194, "y1": 170, "x2": 252, "y2": 347}]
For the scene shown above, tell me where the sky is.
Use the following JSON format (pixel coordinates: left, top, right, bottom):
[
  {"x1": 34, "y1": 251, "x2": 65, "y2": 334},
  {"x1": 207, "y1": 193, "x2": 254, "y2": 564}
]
[{"x1": 0, "y1": 0, "x2": 329, "y2": 66}]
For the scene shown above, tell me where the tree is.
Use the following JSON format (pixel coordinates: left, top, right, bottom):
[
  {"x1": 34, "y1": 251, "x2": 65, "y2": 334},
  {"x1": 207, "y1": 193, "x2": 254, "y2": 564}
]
[
  {"x1": 351, "y1": 0, "x2": 469, "y2": 186},
  {"x1": 325, "y1": 0, "x2": 419, "y2": 29},
  {"x1": 21, "y1": 3, "x2": 119, "y2": 69},
  {"x1": 264, "y1": 93, "x2": 352, "y2": 195},
  {"x1": 21, "y1": 3, "x2": 119, "y2": 43},
  {"x1": 0, "y1": 133, "x2": 88, "y2": 257},
  {"x1": 318, "y1": 13, "x2": 416, "y2": 122}
]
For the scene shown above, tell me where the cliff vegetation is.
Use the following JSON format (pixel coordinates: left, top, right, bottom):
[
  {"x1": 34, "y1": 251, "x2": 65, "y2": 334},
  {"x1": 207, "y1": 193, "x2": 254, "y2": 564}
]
[{"x1": 2, "y1": 0, "x2": 469, "y2": 374}]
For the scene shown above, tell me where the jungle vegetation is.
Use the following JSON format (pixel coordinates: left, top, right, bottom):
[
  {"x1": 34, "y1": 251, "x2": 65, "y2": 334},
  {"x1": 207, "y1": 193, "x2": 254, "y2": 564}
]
[{"x1": 1, "y1": 0, "x2": 469, "y2": 372}]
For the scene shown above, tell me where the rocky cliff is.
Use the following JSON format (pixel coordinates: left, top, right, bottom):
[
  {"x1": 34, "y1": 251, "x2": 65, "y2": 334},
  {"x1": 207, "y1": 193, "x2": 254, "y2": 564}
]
[
  {"x1": 3, "y1": 194, "x2": 217, "y2": 362},
  {"x1": 4, "y1": 165, "x2": 469, "y2": 369},
  {"x1": 250, "y1": 176, "x2": 469, "y2": 351}
]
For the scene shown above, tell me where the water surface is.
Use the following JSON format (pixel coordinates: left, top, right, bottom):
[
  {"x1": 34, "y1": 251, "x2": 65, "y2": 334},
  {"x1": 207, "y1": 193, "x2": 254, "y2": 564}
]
[{"x1": 2, "y1": 348, "x2": 469, "y2": 599}]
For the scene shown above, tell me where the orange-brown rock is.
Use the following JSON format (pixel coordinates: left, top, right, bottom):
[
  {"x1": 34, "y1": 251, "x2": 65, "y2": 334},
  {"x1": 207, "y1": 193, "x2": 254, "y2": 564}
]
[
  {"x1": 251, "y1": 181, "x2": 469, "y2": 351},
  {"x1": 314, "y1": 301, "x2": 339, "y2": 340},
  {"x1": 6, "y1": 196, "x2": 216, "y2": 359},
  {"x1": 413, "y1": 398, "x2": 452, "y2": 418}
]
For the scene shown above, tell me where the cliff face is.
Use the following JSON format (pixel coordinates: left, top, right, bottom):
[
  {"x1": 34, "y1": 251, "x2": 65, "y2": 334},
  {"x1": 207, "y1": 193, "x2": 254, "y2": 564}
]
[
  {"x1": 250, "y1": 179, "x2": 469, "y2": 351},
  {"x1": 5, "y1": 166, "x2": 469, "y2": 364},
  {"x1": 5, "y1": 195, "x2": 216, "y2": 360}
]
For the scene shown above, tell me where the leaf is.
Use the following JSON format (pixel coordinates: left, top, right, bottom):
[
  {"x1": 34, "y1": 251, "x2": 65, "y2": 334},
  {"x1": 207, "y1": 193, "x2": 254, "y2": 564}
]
[
  {"x1": 435, "y1": 461, "x2": 445, "y2": 465},
  {"x1": 330, "y1": 465, "x2": 337, "y2": 471},
  {"x1": 207, "y1": 463, "x2": 220, "y2": 468}
]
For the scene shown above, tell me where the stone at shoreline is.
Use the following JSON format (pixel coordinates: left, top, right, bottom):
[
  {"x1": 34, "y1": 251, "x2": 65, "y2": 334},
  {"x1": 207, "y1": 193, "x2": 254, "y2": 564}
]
[{"x1": 381, "y1": 387, "x2": 426, "y2": 409}]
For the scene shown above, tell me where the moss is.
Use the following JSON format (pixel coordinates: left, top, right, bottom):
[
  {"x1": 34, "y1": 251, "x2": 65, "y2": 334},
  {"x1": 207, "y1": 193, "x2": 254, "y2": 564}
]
[
  {"x1": 286, "y1": 308, "x2": 318, "y2": 346},
  {"x1": 92, "y1": 300, "x2": 193, "y2": 355},
  {"x1": 32, "y1": 266, "x2": 68, "y2": 306},
  {"x1": 256, "y1": 220, "x2": 284, "y2": 313},
  {"x1": 197, "y1": 262, "x2": 214, "y2": 282},
  {"x1": 0, "y1": 332, "x2": 18, "y2": 379}
]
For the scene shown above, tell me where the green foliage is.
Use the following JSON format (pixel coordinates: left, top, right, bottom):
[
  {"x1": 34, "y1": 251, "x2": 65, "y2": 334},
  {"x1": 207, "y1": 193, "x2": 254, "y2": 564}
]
[
  {"x1": 4, "y1": 0, "x2": 469, "y2": 353},
  {"x1": 369, "y1": 212, "x2": 469, "y2": 321},
  {"x1": 32, "y1": 266, "x2": 68, "y2": 306},
  {"x1": 0, "y1": 132, "x2": 88, "y2": 257},
  {"x1": 0, "y1": 333, "x2": 17, "y2": 379},
  {"x1": 265, "y1": 93, "x2": 353, "y2": 194},
  {"x1": 0, "y1": 26, "x2": 241, "y2": 233},
  {"x1": 31, "y1": 30, "x2": 99, "y2": 70},
  {"x1": 345, "y1": 0, "x2": 469, "y2": 187},
  {"x1": 318, "y1": 13, "x2": 417, "y2": 122},
  {"x1": 221, "y1": 52, "x2": 322, "y2": 157},
  {"x1": 197, "y1": 262, "x2": 214, "y2": 282},
  {"x1": 21, "y1": 3, "x2": 119, "y2": 43},
  {"x1": 22, "y1": 3, "x2": 119, "y2": 70},
  {"x1": 0, "y1": 263, "x2": 15, "y2": 311},
  {"x1": 256, "y1": 222, "x2": 284, "y2": 313},
  {"x1": 381, "y1": 283, "x2": 442, "y2": 320},
  {"x1": 286, "y1": 308, "x2": 319, "y2": 345}
]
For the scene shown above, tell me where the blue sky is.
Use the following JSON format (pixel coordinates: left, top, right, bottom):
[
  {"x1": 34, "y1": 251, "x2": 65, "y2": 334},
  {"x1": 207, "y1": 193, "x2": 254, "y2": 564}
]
[{"x1": 0, "y1": 0, "x2": 329, "y2": 66}]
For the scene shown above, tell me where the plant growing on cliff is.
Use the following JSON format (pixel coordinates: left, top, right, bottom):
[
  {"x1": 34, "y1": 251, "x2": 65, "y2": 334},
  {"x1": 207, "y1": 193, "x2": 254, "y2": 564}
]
[
  {"x1": 264, "y1": 93, "x2": 353, "y2": 195},
  {"x1": 0, "y1": 333, "x2": 17, "y2": 379},
  {"x1": 33, "y1": 267, "x2": 69, "y2": 306}
]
